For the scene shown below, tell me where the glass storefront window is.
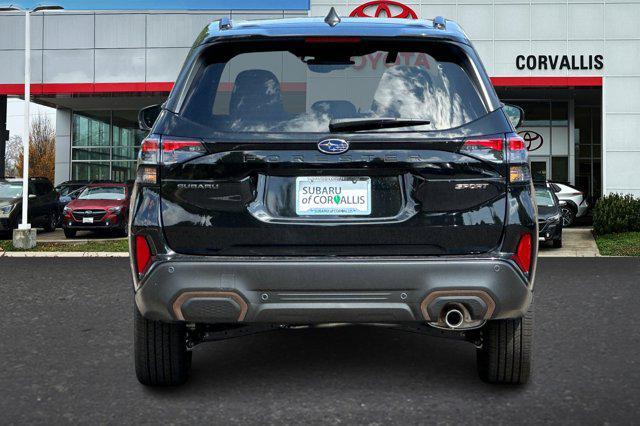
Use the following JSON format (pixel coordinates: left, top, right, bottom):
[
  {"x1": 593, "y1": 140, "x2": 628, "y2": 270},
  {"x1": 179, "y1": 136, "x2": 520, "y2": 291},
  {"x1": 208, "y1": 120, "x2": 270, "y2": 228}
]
[
  {"x1": 72, "y1": 161, "x2": 111, "y2": 181},
  {"x1": 518, "y1": 101, "x2": 550, "y2": 127},
  {"x1": 113, "y1": 110, "x2": 146, "y2": 148},
  {"x1": 73, "y1": 111, "x2": 111, "y2": 147},
  {"x1": 574, "y1": 106, "x2": 602, "y2": 199},
  {"x1": 111, "y1": 161, "x2": 137, "y2": 183},
  {"x1": 71, "y1": 110, "x2": 145, "y2": 182},
  {"x1": 113, "y1": 146, "x2": 139, "y2": 162},
  {"x1": 72, "y1": 147, "x2": 111, "y2": 161},
  {"x1": 551, "y1": 102, "x2": 568, "y2": 127},
  {"x1": 551, "y1": 156, "x2": 568, "y2": 183},
  {"x1": 530, "y1": 160, "x2": 548, "y2": 182}
]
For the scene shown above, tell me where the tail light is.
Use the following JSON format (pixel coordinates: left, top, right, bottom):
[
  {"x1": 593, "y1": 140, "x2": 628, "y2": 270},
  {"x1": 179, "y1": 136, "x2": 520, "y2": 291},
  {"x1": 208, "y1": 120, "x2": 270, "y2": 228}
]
[
  {"x1": 137, "y1": 136, "x2": 206, "y2": 184},
  {"x1": 507, "y1": 134, "x2": 530, "y2": 183},
  {"x1": 140, "y1": 137, "x2": 159, "y2": 164},
  {"x1": 512, "y1": 233, "x2": 532, "y2": 274},
  {"x1": 460, "y1": 137, "x2": 504, "y2": 162},
  {"x1": 460, "y1": 134, "x2": 532, "y2": 183},
  {"x1": 139, "y1": 136, "x2": 205, "y2": 166},
  {"x1": 160, "y1": 139, "x2": 206, "y2": 164},
  {"x1": 507, "y1": 135, "x2": 528, "y2": 163},
  {"x1": 135, "y1": 235, "x2": 152, "y2": 276}
]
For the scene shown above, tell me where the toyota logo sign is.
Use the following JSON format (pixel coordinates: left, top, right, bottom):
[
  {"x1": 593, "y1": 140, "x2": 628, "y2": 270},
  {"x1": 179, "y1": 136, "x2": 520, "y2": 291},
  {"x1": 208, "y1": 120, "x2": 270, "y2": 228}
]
[
  {"x1": 517, "y1": 130, "x2": 544, "y2": 152},
  {"x1": 349, "y1": 1, "x2": 418, "y2": 19}
]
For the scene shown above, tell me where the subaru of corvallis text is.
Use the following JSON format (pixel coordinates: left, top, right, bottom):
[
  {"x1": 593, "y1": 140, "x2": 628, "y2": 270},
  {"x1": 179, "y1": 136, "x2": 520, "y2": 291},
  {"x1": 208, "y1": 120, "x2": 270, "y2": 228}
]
[{"x1": 130, "y1": 11, "x2": 537, "y2": 386}]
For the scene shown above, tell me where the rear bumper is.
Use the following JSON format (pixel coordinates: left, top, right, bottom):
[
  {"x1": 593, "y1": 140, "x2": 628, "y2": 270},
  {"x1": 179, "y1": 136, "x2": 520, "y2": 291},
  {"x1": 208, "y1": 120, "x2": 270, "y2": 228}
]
[{"x1": 135, "y1": 256, "x2": 533, "y2": 324}]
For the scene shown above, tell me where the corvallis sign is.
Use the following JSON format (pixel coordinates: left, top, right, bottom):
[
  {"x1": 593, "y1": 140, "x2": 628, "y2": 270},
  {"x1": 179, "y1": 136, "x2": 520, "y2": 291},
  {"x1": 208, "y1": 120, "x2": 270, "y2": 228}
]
[{"x1": 516, "y1": 55, "x2": 604, "y2": 71}]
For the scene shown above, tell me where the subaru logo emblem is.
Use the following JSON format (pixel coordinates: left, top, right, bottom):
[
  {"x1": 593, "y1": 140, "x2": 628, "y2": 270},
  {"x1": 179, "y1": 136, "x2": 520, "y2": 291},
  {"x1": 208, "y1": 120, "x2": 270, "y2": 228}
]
[{"x1": 318, "y1": 139, "x2": 349, "y2": 155}]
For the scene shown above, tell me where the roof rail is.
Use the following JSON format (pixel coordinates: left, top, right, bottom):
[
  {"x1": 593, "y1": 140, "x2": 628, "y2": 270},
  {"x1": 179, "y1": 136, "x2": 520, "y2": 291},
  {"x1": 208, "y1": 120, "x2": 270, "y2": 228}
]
[
  {"x1": 433, "y1": 16, "x2": 446, "y2": 30},
  {"x1": 219, "y1": 17, "x2": 232, "y2": 31}
]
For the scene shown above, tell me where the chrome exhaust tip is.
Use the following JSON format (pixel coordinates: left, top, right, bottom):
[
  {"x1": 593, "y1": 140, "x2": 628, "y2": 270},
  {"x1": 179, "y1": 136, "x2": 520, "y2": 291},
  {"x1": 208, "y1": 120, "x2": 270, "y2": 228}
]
[{"x1": 444, "y1": 308, "x2": 465, "y2": 329}]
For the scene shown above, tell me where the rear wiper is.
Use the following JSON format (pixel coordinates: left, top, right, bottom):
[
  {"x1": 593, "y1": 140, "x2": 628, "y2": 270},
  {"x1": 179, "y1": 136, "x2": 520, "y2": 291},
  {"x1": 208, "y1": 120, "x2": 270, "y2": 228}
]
[{"x1": 329, "y1": 117, "x2": 431, "y2": 132}]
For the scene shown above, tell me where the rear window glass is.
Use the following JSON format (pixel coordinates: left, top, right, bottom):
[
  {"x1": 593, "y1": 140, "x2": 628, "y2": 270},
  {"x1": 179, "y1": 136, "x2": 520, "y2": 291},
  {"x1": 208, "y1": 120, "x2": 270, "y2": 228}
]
[
  {"x1": 179, "y1": 40, "x2": 487, "y2": 136},
  {"x1": 535, "y1": 188, "x2": 556, "y2": 207}
]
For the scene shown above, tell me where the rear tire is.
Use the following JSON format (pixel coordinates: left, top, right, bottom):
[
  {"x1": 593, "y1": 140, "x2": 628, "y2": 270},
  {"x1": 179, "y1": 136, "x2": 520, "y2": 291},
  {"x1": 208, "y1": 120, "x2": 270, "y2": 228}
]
[
  {"x1": 63, "y1": 228, "x2": 76, "y2": 238},
  {"x1": 477, "y1": 306, "x2": 533, "y2": 385},
  {"x1": 134, "y1": 306, "x2": 191, "y2": 386},
  {"x1": 552, "y1": 237, "x2": 562, "y2": 248},
  {"x1": 117, "y1": 222, "x2": 128, "y2": 237}
]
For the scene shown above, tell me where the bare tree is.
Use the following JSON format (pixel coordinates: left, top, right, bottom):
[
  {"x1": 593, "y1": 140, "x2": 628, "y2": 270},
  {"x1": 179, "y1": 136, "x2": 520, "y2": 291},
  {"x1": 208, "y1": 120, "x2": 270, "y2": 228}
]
[
  {"x1": 4, "y1": 134, "x2": 22, "y2": 177},
  {"x1": 15, "y1": 114, "x2": 56, "y2": 182}
]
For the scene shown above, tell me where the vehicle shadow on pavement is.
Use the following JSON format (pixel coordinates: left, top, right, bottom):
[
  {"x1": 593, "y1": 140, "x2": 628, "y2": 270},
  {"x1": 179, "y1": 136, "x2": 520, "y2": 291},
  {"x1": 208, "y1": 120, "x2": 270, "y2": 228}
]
[{"x1": 146, "y1": 325, "x2": 503, "y2": 395}]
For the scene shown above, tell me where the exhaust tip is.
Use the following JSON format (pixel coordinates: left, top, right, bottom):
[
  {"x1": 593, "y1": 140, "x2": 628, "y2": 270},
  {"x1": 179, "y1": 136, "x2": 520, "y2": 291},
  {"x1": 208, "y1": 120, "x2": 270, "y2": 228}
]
[{"x1": 444, "y1": 308, "x2": 464, "y2": 329}]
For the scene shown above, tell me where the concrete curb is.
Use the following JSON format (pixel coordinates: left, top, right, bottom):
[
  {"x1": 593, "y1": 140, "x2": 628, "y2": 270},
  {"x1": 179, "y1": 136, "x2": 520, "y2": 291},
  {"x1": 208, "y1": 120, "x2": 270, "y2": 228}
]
[
  {"x1": 38, "y1": 239, "x2": 127, "y2": 244},
  {"x1": 0, "y1": 251, "x2": 129, "y2": 258},
  {"x1": 538, "y1": 252, "x2": 600, "y2": 257}
]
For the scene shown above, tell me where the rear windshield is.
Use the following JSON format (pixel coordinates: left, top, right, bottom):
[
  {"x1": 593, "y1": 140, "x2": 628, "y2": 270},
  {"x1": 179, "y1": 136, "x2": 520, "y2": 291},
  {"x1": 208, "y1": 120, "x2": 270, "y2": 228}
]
[
  {"x1": 58, "y1": 185, "x2": 84, "y2": 196},
  {"x1": 78, "y1": 186, "x2": 126, "y2": 200},
  {"x1": 178, "y1": 40, "x2": 488, "y2": 137},
  {"x1": 535, "y1": 188, "x2": 556, "y2": 207}
]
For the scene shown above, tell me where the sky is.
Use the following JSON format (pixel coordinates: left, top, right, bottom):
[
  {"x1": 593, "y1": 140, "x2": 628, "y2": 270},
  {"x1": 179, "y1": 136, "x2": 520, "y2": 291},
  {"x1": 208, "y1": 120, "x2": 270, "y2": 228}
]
[{"x1": 6, "y1": 99, "x2": 56, "y2": 141}]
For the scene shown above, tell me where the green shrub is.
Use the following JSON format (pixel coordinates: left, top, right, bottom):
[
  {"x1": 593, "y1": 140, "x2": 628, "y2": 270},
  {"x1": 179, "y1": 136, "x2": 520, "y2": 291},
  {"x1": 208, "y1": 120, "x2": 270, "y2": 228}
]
[{"x1": 593, "y1": 193, "x2": 640, "y2": 235}]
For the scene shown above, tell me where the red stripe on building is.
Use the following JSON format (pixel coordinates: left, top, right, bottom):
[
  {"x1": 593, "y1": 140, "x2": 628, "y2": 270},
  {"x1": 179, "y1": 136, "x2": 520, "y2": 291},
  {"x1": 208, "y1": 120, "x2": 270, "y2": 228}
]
[
  {"x1": 490, "y1": 76, "x2": 602, "y2": 87},
  {"x1": 0, "y1": 84, "x2": 30, "y2": 95},
  {"x1": 0, "y1": 77, "x2": 602, "y2": 95}
]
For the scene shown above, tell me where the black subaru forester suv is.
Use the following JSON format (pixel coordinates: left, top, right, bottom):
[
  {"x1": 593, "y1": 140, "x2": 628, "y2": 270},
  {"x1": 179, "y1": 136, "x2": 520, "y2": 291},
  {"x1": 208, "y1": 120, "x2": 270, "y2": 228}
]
[{"x1": 130, "y1": 13, "x2": 537, "y2": 386}]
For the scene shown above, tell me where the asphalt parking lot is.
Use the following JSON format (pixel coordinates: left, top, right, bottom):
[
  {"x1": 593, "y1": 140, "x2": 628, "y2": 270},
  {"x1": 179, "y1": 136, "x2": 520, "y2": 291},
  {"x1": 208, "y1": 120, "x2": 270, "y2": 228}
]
[{"x1": 1, "y1": 257, "x2": 639, "y2": 424}]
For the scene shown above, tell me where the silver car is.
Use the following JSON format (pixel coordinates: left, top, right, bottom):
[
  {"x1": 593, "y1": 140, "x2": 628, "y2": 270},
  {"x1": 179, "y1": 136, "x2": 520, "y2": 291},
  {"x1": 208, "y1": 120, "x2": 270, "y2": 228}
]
[{"x1": 550, "y1": 182, "x2": 589, "y2": 226}]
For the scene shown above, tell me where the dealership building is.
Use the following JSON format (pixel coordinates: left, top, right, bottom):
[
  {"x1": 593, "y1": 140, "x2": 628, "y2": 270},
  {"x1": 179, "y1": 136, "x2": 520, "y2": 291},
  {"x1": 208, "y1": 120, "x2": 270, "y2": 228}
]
[{"x1": 0, "y1": 0, "x2": 639, "y2": 199}]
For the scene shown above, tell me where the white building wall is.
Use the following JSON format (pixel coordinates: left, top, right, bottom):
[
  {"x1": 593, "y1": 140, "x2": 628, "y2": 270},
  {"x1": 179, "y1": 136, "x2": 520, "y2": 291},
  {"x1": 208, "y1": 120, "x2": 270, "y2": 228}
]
[
  {"x1": 0, "y1": 10, "x2": 306, "y2": 85},
  {"x1": 602, "y1": 1, "x2": 640, "y2": 197},
  {"x1": 54, "y1": 109, "x2": 71, "y2": 185}
]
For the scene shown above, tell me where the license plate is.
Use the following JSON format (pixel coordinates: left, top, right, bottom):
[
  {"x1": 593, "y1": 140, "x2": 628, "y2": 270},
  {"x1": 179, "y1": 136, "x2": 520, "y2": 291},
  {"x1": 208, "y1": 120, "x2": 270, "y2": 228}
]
[
  {"x1": 82, "y1": 217, "x2": 94, "y2": 224},
  {"x1": 296, "y1": 176, "x2": 371, "y2": 216}
]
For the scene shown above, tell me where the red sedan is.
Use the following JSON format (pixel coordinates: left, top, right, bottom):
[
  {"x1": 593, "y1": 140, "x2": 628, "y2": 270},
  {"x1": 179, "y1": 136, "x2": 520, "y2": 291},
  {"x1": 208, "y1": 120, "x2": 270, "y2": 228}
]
[{"x1": 62, "y1": 183, "x2": 130, "y2": 238}]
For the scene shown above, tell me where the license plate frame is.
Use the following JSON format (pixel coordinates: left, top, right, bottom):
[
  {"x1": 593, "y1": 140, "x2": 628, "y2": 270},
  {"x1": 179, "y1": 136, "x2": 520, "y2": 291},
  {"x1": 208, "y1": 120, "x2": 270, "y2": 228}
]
[
  {"x1": 82, "y1": 217, "x2": 94, "y2": 224},
  {"x1": 295, "y1": 176, "x2": 371, "y2": 216}
]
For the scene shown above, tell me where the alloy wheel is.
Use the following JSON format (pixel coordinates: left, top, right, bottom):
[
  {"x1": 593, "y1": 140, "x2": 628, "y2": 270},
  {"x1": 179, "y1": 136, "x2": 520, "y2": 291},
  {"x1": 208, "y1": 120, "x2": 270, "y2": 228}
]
[{"x1": 561, "y1": 207, "x2": 574, "y2": 227}]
